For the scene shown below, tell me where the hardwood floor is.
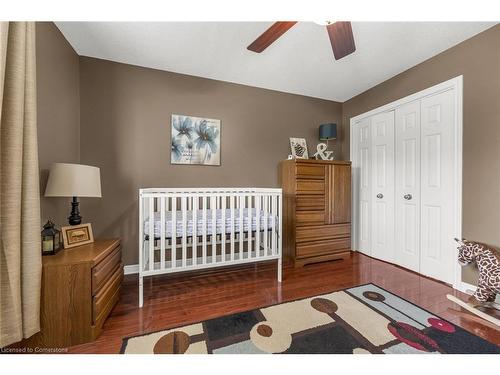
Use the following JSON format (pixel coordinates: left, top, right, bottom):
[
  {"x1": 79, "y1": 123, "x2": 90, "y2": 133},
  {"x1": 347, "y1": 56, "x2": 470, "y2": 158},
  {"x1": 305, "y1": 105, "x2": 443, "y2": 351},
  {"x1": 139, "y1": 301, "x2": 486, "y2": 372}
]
[{"x1": 68, "y1": 252, "x2": 499, "y2": 353}]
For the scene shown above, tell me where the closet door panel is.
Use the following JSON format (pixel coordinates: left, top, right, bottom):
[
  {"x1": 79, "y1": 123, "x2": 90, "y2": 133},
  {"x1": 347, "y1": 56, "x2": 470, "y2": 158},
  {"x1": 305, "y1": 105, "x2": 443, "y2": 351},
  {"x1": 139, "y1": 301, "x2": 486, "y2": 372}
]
[
  {"x1": 371, "y1": 111, "x2": 395, "y2": 263},
  {"x1": 395, "y1": 101, "x2": 421, "y2": 272},
  {"x1": 357, "y1": 118, "x2": 372, "y2": 254},
  {"x1": 420, "y1": 90, "x2": 455, "y2": 284}
]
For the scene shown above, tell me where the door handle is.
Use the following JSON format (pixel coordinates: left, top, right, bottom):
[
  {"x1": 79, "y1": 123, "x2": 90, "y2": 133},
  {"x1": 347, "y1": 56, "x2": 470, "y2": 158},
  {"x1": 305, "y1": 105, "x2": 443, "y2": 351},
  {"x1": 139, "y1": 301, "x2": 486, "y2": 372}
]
[
  {"x1": 376, "y1": 193, "x2": 383, "y2": 199},
  {"x1": 404, "y1": 194, "x2": 412, "y2": 200}
]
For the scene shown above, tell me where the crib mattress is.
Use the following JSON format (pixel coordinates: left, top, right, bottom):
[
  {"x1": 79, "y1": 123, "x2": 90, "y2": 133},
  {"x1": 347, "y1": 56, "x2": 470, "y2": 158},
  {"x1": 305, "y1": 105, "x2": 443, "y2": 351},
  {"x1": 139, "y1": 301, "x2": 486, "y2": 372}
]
[{"x1": 144, "y1": 208, "x2": 278, "y2": 239}]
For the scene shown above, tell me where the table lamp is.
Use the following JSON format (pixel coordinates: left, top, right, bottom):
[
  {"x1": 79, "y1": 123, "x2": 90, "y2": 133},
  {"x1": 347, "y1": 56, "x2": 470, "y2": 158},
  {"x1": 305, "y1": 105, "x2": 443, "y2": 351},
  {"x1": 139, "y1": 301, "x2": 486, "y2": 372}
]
[
  {"x1": 319, "y1": 123, "x2": 337, "y2": 148},
  {"x1": 44, "y1": 163, "x2": 102, "y2": 225}
]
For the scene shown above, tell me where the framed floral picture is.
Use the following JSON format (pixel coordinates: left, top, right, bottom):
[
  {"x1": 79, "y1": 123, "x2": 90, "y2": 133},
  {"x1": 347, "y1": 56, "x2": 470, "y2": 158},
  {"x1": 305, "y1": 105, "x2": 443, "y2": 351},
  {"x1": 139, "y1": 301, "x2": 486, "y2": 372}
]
[{"x1": 171, "y1": 114, "x2": 221, "y2": 166}]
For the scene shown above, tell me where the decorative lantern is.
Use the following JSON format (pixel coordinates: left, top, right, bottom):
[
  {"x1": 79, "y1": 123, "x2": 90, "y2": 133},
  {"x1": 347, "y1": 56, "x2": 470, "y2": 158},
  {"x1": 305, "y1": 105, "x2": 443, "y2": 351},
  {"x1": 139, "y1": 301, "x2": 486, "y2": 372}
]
[{"x1": 41, "y1": 220, "x2": 62, "y2": 256}]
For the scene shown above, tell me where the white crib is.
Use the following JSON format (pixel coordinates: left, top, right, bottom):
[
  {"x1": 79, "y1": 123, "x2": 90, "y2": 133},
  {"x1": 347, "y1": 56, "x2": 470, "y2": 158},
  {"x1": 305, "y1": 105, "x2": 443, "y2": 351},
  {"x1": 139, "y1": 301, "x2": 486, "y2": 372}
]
[{"x1": 138, "y1": 187, "x2": 282, "y2": 307}]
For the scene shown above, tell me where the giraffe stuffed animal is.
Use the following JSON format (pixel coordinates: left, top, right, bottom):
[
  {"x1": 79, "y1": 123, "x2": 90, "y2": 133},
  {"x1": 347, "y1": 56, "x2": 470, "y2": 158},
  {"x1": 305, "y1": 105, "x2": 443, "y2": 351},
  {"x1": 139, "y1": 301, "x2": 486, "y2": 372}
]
[{"x1": 455, "y1": 238, "x2": 500, "y2": 308}]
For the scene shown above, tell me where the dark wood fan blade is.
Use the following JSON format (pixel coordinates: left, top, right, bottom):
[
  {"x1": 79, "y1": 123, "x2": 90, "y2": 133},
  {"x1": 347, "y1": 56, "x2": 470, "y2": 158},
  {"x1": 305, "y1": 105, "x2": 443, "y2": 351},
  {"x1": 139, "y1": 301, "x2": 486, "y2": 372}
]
[
  {"x1": 247, "y1": 21, "x2": 297, "y2": 53},
  {"x1": 327, "y1": 22, "x2": 356, "y2": 60}
]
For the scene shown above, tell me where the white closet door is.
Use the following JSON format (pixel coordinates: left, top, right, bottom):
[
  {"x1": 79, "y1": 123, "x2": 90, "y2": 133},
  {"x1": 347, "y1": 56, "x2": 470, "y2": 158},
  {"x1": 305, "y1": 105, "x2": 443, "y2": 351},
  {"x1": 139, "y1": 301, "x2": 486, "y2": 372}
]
[
  {"x1": 395, "y1": 101, "x2": 421, "y2": 272},
  {"x1": 357, "y1": 117, "x2": 372, "y2": 255},
  {"x1": 420, "y1": 89, "x2": 455, "y2": 284},
  {"x1": 370, "y1": 111, "x2": 395, "y2": 263}
]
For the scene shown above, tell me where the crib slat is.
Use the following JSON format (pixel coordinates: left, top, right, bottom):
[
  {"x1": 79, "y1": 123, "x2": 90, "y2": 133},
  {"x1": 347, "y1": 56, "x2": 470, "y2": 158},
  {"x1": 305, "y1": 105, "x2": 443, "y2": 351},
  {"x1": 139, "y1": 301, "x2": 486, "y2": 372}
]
[
  {"x1": 211, "y1": 195, "x2": 217, "y2": 263},
  {"x1": 182, "y1": 196, "x2": 187, "y2": 267},
  {"x1": 139, "y1": 192, "x2": 144, "y2": 272},
  {"x1": 221, "y1": 194, "x2": 226, "y2": 262},
  {"x1": 230, "y1": 195, "x2": 235, "y2": 261},
  {"x1": 160, "y1": 196, "x2": 166, "y2": 270},
  {"x1": 193, "y1": 196, "x2": 198, "y2": 265},
  {"x1": 148, "y1": 198, "x2": 154, "y2": 271},
  {"x1": 171, "y1": 197, "x2": 177, "y2": 268},
  {"x1": 138, "y1": 193, "x2": 144, "y2": 307},
  {"x1": 202, "y1": 195, "x2": 207, "y2": 265},
  {"x1": 270, "y1": 195, "x2": 273, "y2": 255},
  {"x1": 255, "y1": 195, "x2": 260, "y2": 259},
  {"x1": 166, "y1": 195, "x2": 170, "y2": 264},
  {"x1": 271, "y1": 194, "x2": 276, "y2": 256},
  {"x1": 263, "y1": 195, "x2": 268, "y2": 258},
  {"x1": 239, "y1": 195, "x2": 244, "y2": 260},
  {"x1": 247, "y1": 195, "x2": 252, "y2": 258},
  {"x1": 278, "y1": 194, "x2": 282, "y2": 258}
]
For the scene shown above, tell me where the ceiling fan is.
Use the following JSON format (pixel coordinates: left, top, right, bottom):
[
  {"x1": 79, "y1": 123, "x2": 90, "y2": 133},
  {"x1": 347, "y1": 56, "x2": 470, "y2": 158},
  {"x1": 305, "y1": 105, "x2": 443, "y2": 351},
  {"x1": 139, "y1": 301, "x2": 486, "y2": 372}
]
[{"x1": 247, "y1": 21, "x2": 356, "y2": 60}]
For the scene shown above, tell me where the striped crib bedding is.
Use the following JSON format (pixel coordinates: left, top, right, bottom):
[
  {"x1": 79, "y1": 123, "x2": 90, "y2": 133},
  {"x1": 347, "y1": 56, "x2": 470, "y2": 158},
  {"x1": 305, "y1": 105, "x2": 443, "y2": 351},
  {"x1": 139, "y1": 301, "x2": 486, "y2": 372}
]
[{"x1": 144, "y1": 208, "x2": 278, "y2": 239}]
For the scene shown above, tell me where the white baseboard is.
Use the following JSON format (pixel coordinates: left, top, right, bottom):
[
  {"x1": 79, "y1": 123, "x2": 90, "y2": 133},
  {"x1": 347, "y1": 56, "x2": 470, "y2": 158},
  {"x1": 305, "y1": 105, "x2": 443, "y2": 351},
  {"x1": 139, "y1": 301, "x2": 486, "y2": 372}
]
[
  {"x1": 124, "y1": 264, "x2": 139, "y2": 275},
  {"x1": 456, "y1": 281, "x2": 476, "y2": 295},
  {"x1": 454, "y1": 281, "x2": 500, "y2": 303}
]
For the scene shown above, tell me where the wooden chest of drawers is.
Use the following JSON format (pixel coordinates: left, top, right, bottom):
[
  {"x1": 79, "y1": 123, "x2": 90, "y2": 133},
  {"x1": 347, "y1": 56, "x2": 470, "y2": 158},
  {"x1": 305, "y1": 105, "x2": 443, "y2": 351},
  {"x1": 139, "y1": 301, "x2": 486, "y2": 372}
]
[
  {"x1": 31, "y1": 239, "x2": 122, "y2": 347},
  {"x1": 280, "y1": 159, "x2": 352, "y2": 267}
]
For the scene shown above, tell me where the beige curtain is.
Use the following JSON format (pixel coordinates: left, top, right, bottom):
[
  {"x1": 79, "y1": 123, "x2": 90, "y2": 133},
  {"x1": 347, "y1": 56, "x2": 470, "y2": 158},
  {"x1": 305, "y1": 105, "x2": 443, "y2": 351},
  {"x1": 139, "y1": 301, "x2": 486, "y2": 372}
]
[{"x1": 0, "y1": 22, "x2": 41, "y2": 348}]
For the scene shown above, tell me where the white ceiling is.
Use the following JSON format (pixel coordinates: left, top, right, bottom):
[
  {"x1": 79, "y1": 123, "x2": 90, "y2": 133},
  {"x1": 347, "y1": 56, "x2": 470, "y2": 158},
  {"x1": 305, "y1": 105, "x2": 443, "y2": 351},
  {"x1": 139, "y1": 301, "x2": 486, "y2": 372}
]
[{"x1": 55, "y1": 22, "x2": 496, "y2": 102}]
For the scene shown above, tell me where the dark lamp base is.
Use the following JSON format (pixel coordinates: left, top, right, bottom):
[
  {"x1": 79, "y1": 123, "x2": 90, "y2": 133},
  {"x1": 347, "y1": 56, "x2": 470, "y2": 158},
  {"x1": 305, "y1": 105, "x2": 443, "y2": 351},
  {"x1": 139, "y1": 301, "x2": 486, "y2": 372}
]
[{"x1": 68, "y1": 196, "x2": 82, "y2": 225}]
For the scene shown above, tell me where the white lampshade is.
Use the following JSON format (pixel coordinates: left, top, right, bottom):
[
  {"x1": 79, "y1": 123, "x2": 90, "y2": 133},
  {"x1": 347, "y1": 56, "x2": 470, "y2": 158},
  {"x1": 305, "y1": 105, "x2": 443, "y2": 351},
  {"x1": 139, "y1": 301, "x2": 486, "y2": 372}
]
[{"x1": 45, "y1": 163, "x2": 102, "y2": 198}]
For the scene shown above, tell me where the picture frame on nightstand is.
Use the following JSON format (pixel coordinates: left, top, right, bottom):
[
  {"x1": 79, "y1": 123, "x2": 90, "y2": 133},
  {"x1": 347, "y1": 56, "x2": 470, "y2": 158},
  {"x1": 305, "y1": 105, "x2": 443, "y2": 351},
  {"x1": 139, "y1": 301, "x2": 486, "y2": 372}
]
[{"x1": 61, "y1": 223, "x2": 94, "y2": 249}]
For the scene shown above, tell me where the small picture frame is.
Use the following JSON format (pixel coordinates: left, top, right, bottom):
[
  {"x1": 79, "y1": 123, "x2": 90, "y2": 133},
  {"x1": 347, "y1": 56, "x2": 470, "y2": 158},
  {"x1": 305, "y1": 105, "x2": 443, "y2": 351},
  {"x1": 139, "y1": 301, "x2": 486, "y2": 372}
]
[
  {"x1": 289, "y1": 137, "x2": 309, "y2": 159},
  {"x1": 61, "y1": 223, "x2": 94, "y2": 249}
]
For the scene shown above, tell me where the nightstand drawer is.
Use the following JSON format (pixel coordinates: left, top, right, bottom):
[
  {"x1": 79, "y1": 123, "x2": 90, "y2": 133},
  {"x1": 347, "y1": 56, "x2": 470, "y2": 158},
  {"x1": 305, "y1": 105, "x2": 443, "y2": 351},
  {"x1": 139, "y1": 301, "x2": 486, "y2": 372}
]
[
  {"x1": 296, "y1": 238, "x2": 350, "y2": 259},
  {"x1": 92, "y1": 245, "x2": 121, "y2": 295},
  {"x1": 93, "y1": 264, "x2": 123, "y2": 324}
]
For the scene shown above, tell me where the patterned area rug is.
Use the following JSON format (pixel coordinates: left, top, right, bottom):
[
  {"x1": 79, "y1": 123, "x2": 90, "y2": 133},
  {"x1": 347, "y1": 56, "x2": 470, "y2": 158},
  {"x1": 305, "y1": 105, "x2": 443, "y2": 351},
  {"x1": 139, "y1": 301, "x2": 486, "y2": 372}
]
[{"x1": 121, "y1": 283, "x2": 500, "y2": 354}]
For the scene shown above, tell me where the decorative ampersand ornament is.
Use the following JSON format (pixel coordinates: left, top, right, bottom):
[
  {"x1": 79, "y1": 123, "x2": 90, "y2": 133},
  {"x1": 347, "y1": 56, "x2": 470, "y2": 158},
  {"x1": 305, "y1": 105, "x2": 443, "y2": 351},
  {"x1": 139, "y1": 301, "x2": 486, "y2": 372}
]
[{"x1": 313, "y1": 143, "x2": 334, "y2": 160}]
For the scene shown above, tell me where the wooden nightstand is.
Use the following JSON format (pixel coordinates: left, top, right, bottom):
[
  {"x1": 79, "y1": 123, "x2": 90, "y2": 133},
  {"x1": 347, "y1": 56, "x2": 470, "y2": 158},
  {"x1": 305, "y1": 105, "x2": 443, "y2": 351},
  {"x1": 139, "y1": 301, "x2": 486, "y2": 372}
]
[{"x1": 32, "y1": 239, "x2": 122, "y2": 347}]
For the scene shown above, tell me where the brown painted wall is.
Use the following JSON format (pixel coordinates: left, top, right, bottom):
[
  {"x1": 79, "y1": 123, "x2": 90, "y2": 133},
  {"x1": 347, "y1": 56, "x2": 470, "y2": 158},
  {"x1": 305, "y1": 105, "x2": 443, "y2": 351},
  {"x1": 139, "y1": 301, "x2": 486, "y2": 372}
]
[
  {"x1": 38, "y1": 22, "x2": 499, "y2": 284},
  {"x1": 36, "y1": 22, "x2": 80, "y2": 226},
  {"x1": 341, "y1": 25, "x2": 500, "y2": 284},
  {"x1": 78, "y1": 57, "x2": 342, "y2": 265}
]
